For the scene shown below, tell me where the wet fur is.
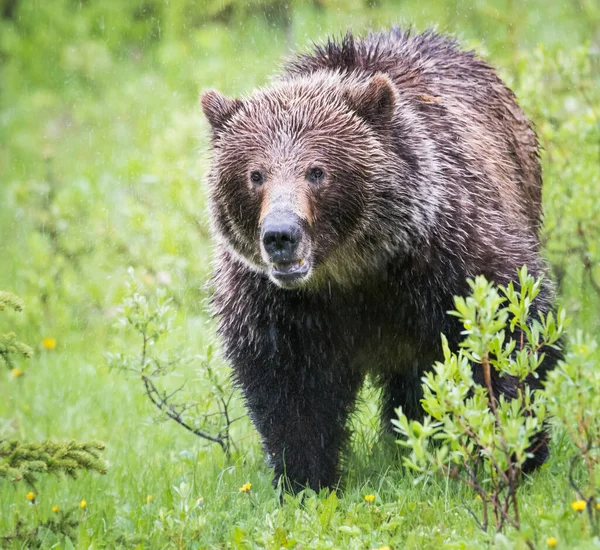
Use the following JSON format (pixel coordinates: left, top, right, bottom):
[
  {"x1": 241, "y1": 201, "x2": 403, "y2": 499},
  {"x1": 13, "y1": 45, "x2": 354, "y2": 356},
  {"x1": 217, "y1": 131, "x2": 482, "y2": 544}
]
[{"x1": 203, "y1": 28, "x2": 561, "y2": 491}]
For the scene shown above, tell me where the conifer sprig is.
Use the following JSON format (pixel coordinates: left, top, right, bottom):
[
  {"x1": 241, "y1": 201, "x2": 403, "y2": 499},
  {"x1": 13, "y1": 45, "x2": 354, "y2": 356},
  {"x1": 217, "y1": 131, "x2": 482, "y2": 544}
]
[
  {"x1": 0, "y1": 291, "x2": 25, "y2": 312},
  {"x1": 0, "y1": 332, "x2": 33, "y2": 369},
  {"x1": 0, "y1": 291, "x2": 33, "y2": 369},
  {"x1": 0, "y1": 440, "x2": 107, "y2": 486}
]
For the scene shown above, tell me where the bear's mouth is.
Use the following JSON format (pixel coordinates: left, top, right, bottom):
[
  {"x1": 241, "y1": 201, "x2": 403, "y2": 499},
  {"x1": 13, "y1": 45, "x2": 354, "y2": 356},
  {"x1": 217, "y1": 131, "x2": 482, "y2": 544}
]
[{"x1": 271, "y1": 259, "x2": 310, "y2": 285}]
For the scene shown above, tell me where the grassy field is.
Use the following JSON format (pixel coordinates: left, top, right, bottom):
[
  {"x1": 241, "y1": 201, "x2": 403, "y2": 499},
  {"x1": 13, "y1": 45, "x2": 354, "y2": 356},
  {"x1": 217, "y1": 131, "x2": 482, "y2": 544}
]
[{"x1": 1, "y1": 0, "x2": 600, "y2": 548}]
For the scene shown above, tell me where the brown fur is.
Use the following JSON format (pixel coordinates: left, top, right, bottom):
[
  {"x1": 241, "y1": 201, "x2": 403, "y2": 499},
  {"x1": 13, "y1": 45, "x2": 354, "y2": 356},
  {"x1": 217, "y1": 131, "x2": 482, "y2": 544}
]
[{"x1": 201, "y1": 28, "x2": 560, "y2": 491}]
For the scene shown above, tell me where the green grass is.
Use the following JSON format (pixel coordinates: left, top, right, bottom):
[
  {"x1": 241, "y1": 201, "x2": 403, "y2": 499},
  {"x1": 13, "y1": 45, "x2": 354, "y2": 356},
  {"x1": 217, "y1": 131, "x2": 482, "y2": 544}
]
[
  {"x1": 1, "y1": 0, "x2": 600, "y2": 547},
  {"x1": 0, "y1": 355, "x2": 593, "y2": 550}
]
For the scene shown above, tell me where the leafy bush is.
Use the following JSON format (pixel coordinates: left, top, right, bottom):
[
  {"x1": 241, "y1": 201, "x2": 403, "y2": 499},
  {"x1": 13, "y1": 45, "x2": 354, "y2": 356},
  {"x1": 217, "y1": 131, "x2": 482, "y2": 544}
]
[{"x1": 394, "y1": 268, "x2": 565, "y2": 544}]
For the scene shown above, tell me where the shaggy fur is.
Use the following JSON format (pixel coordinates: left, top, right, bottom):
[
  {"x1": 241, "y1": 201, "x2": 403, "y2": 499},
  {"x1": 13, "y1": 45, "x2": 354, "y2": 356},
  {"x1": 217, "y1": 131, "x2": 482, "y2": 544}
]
[{"x1": 201, "y1": 28, "x2": 561, "y2": 491}]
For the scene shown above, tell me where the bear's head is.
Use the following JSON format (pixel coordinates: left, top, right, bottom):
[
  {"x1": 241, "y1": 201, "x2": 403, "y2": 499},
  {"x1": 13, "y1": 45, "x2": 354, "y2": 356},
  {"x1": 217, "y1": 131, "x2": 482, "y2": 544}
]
[{"x1": 202, "y1": 72, "x2": 425, "y2": 290}]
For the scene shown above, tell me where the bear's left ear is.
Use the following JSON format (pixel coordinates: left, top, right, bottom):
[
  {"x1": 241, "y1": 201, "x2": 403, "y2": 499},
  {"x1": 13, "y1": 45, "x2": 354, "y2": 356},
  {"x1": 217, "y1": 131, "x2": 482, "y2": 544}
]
[
  {"x1": 201, "y1": 90, "x2": 244, "y2": 136},
  {"x1": 344, "y1": 73, "x2": 397, "y2": 128}
]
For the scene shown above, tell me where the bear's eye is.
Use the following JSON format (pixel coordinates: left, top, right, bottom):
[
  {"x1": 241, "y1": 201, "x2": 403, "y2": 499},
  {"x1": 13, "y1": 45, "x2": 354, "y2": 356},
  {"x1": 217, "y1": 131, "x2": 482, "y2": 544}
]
[
  {"x1": 250, "y1": 170, "x2": 264, "y2": 185},
  {"x1": 307, "y1": 167, "x2": 325, "y2": 183}
]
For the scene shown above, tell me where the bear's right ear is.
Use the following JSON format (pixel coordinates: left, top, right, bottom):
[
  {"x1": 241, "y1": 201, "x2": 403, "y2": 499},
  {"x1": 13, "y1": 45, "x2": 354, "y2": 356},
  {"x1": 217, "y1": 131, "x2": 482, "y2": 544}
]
[
  {"x1": 344, "y1": 73, "x2": 397, "y2": 129},
  {"x1": 201, "y1": 90, "x2": 244, "y2": 136}
]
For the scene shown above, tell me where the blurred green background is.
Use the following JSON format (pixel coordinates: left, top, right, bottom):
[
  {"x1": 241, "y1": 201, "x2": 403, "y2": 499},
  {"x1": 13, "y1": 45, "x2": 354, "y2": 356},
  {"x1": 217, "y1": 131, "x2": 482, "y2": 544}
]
[{"x1": 1, "y1": 0, "x2": 599, "y2": 548}]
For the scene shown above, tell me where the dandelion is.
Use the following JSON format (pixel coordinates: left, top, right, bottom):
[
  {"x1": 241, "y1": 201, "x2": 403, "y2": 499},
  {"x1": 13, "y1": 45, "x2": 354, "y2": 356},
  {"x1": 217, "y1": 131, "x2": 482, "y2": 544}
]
[
  {"x1": 596, "y1": 502, "x2": 600, "y2": 510},
  {"x1": 376, "y1": 546, "x2": 390, "y2": 550},
  {"x1": 146, "y1": 494, "x2": 154, "y2": 504},
  {"x1": 572, "y1": 500, "x2": 586, "y2": 512},
  {"x1": 364, "y1": 494, "x2": 376, "y2": 503},
  {"x1": 26, "y1": 492, "x2": 35, "y2": 502},
  {"x1": 42, "y1": 338, "x2": 56, "y2": 350},
  {"x1": 238, "y1": 482, "x2": 251, "y2": 493},
  {"x1": 11, "y1": 368, "x2": 24, "y2": 378},
  {"x1": 547, "y1": 537, "x2": 557, "y2": 547},
  {"x1": 79, "y1": 500, "x2": 87, "y2": 509},
  {"x1": 52, "y1": 505, "x2": 59, "y2": 513}
]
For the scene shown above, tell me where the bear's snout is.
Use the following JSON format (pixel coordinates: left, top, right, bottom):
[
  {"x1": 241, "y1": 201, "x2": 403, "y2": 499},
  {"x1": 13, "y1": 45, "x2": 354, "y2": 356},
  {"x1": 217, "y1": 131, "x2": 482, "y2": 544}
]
[
  {"x1": 260, "y1": 213, "x2": 311, "y2": 287},
  {"x1": 261, "y1": 213, "x2": 302, "y2": 261}
]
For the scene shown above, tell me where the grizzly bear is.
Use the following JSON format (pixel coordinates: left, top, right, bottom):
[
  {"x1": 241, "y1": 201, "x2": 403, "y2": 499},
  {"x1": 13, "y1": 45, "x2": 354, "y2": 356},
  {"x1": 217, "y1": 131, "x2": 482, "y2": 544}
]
[{"x1": 201, "y1": 28, "x2": 561, "y2": 492}]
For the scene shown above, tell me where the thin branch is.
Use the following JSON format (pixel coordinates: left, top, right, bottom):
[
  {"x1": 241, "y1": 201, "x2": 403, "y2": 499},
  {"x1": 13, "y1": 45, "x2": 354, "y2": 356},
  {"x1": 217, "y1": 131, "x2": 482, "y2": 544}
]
[
  {"x1": 142, "y1": 375, "x2": 230, "y2": 456},
  {"x1": 462, "y1": 499, "x2": 487, "y2": 532}
]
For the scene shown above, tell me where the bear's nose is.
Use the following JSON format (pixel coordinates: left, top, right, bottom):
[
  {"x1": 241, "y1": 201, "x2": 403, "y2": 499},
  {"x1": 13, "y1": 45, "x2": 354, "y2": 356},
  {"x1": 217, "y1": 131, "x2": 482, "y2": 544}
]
[{"x1": 261, "y1": 215, "x2": 302, "y2": 261}]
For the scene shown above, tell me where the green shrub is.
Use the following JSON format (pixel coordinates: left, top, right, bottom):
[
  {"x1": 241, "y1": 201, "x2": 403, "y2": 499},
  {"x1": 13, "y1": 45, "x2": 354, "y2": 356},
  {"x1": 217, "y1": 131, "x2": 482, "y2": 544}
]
[{"x1": 394, "y1": 268, "x2": 565, "y2": 544}]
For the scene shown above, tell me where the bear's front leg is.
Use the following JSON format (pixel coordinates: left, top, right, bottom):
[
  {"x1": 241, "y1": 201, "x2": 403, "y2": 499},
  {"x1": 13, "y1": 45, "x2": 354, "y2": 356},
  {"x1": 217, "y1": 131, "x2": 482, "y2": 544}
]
[{"x1": 235, "y1": 351, "x2": 362, "y2": 492}]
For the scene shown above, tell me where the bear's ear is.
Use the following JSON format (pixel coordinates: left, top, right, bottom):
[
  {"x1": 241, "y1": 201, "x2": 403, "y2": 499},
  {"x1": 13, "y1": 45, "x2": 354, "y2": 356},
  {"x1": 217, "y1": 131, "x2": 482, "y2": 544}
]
[
  {"x1": 201, "y1": 90, "x2": 244, "y2": 136},
  {"x1": 344, "y1": 73, "x2": 396, "y2": 128}
]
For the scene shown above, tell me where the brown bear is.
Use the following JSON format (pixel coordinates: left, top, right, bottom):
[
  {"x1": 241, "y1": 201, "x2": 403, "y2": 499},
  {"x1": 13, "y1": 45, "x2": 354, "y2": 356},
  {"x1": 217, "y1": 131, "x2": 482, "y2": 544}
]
[{"x1": 201, "y1": 28, "x2": 560, "y2": 492}]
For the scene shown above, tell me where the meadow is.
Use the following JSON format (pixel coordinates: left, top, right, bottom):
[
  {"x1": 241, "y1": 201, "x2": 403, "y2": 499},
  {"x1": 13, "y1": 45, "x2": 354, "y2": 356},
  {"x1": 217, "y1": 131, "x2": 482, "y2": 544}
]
[{"x1": 1, "y1": 0, "x2": 600, "y2": 548}]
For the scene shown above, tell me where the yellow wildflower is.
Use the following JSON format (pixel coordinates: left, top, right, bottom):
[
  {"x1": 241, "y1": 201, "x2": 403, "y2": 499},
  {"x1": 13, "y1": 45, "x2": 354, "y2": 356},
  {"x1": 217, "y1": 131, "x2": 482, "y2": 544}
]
[
  {"x1": 146, "y1": 494, "x2": 154, "y2": 504},
  {"x1": 11, "y1": 368, "x2": 24, "y2": 378},
  {"x1": 42, "y1": 338, "x2": 56, "y2": 350},
  {"x1": 596, "y1": 502, "x2": 600, "y2": 510},
  {"x1": 364, "y1": 494, "x2": 376, "y2": 503},
  {"x1": 26, "y1": 492, "x2": 35, "y2": 502},
  {"x1": 547, "y1": 537, "x2": 557, "y2": 547},
  {"x1": 238, "y1": 482, "x2": 252, "y2": 493},
  {"x1": 79, "y1": 500, "x2": 87, "y2": 509},
  {"x1": 376, "y1": 547, "x2": 391, "y2": 550},
  {"x1": 52, "y1": 505, "x2": 59, "y2": 513},
  {"x1": 572, "y1": 500, "x2": 586, "y2": 512}
]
